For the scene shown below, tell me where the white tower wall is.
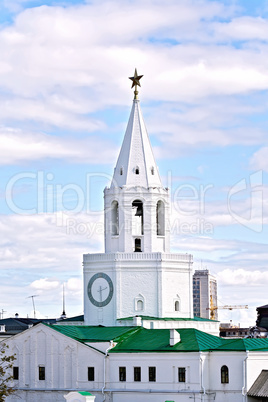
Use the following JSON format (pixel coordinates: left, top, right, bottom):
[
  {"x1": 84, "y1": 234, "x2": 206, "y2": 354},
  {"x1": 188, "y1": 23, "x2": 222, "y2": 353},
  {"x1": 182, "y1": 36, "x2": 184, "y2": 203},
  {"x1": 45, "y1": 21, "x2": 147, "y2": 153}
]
[
  {"x1": 83, "y1": 96, "x2": 194, "y2": 326},
  {"x1": 83, "y1": 253, "x2": 193, "y2": 326}
]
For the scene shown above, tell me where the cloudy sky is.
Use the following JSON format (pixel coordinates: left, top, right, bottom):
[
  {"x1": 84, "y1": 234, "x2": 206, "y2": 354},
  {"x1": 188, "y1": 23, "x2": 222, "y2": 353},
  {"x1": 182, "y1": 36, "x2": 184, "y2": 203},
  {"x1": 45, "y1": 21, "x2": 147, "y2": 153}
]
[{"x1": 1, "y1": 0, "x2": 268, "y2": 326}]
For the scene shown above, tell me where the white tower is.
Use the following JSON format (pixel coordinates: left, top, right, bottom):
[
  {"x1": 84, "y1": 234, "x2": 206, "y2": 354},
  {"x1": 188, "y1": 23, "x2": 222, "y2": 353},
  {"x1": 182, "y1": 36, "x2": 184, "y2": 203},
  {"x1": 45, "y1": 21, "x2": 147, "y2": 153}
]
[{"x1": 83, "y1": 70, "x2": 193, "y2": 326}]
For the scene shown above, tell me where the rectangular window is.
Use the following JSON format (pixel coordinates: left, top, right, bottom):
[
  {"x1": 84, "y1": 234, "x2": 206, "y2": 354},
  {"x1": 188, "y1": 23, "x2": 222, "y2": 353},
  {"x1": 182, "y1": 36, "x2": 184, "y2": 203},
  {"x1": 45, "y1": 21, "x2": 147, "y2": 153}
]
[
  {"x1": 88, "y1": 367, "x2": 94, "y2": 381},
  {"x1": 178, "y1": 367, "x2": 186, "y2": 382},
  {"x1": 13, "y1": 366, "x2": 19, "y2": 380},
  {"x1": 39, "y1": 366, "x2": 45, "y2": 381},
  {"x1": 119, "y1": 367, "x2": 126, "y2": 382},
  {"x1": 134, "y1": 367, "x2": 141, "y2": 382},
  {"x1": 149, "y1": 366, "x2": 156, "y2": 382}
]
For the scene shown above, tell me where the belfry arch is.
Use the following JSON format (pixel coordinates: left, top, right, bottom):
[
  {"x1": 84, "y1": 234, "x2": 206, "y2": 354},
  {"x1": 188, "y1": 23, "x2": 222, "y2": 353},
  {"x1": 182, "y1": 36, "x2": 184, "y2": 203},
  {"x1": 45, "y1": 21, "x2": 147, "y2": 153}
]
[
  {"x1": 111, "y1": 200, "x2": 119, "y2": 236},
  {"x1": 156, "y1": 200, "x2": 165, "y2": 236},
  {"x1": 132, "y1": 200, "x2": 144, "y2": 236}
]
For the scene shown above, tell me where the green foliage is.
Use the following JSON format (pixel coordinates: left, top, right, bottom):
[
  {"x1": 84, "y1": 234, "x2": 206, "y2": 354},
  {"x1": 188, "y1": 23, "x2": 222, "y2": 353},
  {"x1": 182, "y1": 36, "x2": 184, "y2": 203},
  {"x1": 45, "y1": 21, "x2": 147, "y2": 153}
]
[{"x1": 0, "y1": 343, "x2": 16, "y2": 401}]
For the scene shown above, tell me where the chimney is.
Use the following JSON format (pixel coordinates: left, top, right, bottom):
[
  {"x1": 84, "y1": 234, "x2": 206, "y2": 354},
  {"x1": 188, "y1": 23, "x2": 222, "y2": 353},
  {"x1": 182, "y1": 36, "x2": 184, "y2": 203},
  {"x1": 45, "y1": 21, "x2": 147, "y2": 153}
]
[
  {"x1": 133, "y1": 316, "x2": 142, "y2": 326},
  {"x1": 170, "y1": 329, "x2": 180, "y2": 346}
]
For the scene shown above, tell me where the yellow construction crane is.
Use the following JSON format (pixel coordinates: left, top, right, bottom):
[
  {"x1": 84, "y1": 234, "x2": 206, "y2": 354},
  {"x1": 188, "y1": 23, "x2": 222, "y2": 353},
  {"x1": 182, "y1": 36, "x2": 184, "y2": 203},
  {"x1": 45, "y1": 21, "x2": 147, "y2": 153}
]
[{"x1": 207, "y1": 295, "x2": 248, "y2": 320}]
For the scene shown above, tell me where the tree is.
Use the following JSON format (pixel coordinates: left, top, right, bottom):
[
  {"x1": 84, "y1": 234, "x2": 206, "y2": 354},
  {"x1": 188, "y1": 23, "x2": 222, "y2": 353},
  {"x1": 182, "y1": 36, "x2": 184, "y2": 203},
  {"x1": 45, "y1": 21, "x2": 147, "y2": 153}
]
[{"x1": 0, "y1": 343, "x2": 16, "y2": 401}]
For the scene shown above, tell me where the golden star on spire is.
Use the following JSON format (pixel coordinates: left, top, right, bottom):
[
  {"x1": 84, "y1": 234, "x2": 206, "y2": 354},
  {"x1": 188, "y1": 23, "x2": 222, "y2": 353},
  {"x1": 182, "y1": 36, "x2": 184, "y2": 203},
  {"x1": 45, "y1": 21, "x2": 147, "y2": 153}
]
[{"x1": 129, "y1": 68, "x2": 143, "y2": 100}]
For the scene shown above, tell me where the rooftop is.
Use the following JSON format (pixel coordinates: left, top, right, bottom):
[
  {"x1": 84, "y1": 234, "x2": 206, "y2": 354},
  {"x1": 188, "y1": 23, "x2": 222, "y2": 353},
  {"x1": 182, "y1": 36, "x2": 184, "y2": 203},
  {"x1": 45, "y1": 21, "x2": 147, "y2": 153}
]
[
  {"x1": 248, "y1": 370, "x2": 268, "y2": 397},
  {"x1": 47, "y1": 325, "x2": 268, "y2": 353},
  {"x1": 47, "y1": 324, "x2": 140, "y2": 343},
  {"x1": 0, "y1": 317, "x2": 56, "y2": 335},
  {"x1": 57, "y1": 314, "x2": 84, "y2": 323}
]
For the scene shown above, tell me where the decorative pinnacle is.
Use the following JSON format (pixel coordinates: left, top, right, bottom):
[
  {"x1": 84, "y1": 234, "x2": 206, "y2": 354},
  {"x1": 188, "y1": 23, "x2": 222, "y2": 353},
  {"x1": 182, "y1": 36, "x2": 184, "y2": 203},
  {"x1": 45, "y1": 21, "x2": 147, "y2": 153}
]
[{"x1": 129, "y1": 68, "x2": 143, "y2": 100}]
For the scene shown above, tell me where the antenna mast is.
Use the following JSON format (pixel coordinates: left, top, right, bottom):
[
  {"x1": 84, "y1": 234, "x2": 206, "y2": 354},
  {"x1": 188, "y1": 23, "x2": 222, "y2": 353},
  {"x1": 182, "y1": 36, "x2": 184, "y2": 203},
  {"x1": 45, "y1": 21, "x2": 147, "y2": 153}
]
[{"x1": 27, "y1": 295, "x2": 38, "y2": 319}]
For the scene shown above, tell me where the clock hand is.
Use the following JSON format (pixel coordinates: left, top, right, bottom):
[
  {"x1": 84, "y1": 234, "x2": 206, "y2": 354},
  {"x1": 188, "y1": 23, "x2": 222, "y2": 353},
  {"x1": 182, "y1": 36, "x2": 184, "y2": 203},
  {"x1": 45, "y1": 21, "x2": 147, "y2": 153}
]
[{"x1": 97, "y1": 285, "x2": 107, "y2": 302}]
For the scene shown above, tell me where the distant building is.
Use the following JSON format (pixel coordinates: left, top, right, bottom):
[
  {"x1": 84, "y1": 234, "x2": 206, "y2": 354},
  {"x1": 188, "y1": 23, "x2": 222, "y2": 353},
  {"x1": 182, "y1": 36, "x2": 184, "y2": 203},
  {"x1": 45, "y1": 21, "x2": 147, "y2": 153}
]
[
  {"x1": 193, "y1": 269, "x2": 218, "y2": 320},
  {"x1": 220, "y1": 322, "x2": 251, "y2": 338},
  {"x1": 0, "y1": 316, "x2": 56, "y2": 341},
  {"x1": 256, "y1": 304, "x2": 268, "y2": 329},
  {"x1": 56, "y1": 314, "x2": 84, "y2": 326}
]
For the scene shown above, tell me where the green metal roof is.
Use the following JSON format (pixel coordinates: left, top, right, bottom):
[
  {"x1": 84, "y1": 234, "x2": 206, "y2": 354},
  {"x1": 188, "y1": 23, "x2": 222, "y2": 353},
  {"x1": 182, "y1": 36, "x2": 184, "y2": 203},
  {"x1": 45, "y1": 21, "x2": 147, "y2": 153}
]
[
  {"x1": 213, "y1": 337, "x2": 268, "y2": 352},
  {"x1": 47, "y1": 324, "x2": 268, "y2": 353},
  {"x1": 78, "y1": 392, "x2": 93, "y2": 396},
  {"x1": 117, "y1": 315, "x2": 216, "y2": 322},
  {"x1": 110, "y1": 327, "x2": 224, "y2": 353},
  {"x1": 47, "y1": 324, "x2": 139, "y2": 343},
  {"x1": 110, "y1": 328, "x2": 268, "y2": 353}
]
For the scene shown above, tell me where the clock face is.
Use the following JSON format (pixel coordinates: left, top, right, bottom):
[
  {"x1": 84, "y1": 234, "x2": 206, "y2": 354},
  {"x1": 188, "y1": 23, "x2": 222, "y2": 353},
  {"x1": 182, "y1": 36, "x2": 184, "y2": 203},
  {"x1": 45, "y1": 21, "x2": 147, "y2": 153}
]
[{"x1": 87, "y1": 273, "x2": 114, "y2": 307}]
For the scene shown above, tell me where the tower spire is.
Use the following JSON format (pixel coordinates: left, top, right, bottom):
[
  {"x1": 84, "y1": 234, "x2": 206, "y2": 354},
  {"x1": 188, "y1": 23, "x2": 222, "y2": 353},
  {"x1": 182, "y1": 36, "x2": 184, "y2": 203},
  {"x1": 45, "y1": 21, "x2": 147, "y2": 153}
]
[
  {"x1": 129, "y1": 68, "x2": 143, "y2": 100},
  {"x1": 111, "y1": 70, "x2": 162, "y2": 189},
  {"x1": 60, "y1": 284, "x2": 66, "y2": 319},
  {"x1": 105, "y1": 70, "x2": 170, "y2": 255}
]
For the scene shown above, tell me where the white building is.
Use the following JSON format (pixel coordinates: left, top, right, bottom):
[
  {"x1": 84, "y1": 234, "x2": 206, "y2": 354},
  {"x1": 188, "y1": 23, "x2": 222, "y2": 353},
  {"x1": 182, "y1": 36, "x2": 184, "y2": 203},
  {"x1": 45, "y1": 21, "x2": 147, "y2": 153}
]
[
  {"x1": 4, "y1": 72, "x2": 268, "y2": 402},
  {"x1": 5, "y1": 321, "x2": 268, "y2": 401}
]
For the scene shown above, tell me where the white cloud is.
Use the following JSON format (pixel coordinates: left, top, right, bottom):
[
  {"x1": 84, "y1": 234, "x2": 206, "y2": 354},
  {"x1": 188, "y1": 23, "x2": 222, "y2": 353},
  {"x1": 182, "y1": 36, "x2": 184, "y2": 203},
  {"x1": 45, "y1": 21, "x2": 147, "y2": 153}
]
[
  {"x1": 0, "y1": 96, "x2": 105, "y2": 130},
  {"x1": 0, "y1": 211, "x2": 102, "y2": 317},
  {"x1": 169, "y1": 182, "x2": 268, "y2": 237},
  {"x1": 0, "y1": 127, "x2": 116, "y2": 164},
  {"x1": 217, "y1": 268, "x2": 268, "y2": 286},
  {"x1": 67, "y1": 277, "x2": 83, "y2": 293},
  {"x1": 0, "y1": 2, "x2": 267, "y2": 116},
  {"x1": 0, "y1": 211, "x2": 104, "y2": 270},
  {"x1": 217, "y1": 308, "x2": 256, "y2": 328},
  {"x1": 2, "y1": 0, "x2": 27, "y2": 13},
  {"x1": 148, "y1": 98, "x2": 268, "y2": 154},
  {"x1": 0, "y1": 1, "x2": 267, "y2": 157},
  {"x1": 250, "y1": 147, "x2": 268, "y2": 172},
  {"x1": 214, "y1": 16, "x2": 268, "y2": 41},
  {"x1": 30, "y1": 277, "x2": 60, "y2": 291}
]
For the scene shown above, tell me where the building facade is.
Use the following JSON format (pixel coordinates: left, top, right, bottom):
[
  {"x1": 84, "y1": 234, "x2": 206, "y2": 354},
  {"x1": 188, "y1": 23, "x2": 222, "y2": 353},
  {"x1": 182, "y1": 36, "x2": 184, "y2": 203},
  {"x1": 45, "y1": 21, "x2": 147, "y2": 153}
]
[
  {"x1": 193, "y1": 269, "x2": 218, "y2": 320},
  {"x1": 5, "y1": 322, "x2": 268, "y2": 401}
]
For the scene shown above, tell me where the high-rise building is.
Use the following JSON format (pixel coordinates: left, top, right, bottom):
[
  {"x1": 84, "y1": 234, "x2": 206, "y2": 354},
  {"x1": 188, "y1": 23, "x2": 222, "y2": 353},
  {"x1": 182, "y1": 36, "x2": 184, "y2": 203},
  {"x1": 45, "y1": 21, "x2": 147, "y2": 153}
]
[{"x1": 193, "y1": 269, "x2": 218, "y2": 320}]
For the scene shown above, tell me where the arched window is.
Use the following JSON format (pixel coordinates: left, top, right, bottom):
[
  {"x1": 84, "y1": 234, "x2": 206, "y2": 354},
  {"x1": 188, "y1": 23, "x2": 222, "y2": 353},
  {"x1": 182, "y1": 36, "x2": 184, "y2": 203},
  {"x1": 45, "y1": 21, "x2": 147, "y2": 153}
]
[
  {"x1": 175, "y1": 301, "x2": 180, "y2": 311},
  {"x1": 221, "y1": 365, "x2": 229, "y2": 384},
  {"x1": 135, "y1": 294, "x2": 145, "y2": 311},
  {"x1": 120, "y1": 167, "x2": 123, "y2": 175},
  {"x1": 135, "y1": 166, "x2": 139, "y2": 175},
  {"x1": 156, "y1": 200, "x2": 165, "y2": 236},
  {"x1": 151, "y1": 167, "x2": 154, "y2": 175},
  {"x1": 132, "y1": 200, "x2": 143, "y2": 236},
  {"x1": 111, "y1": 201, "x2": 119, "y2": 236}
]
